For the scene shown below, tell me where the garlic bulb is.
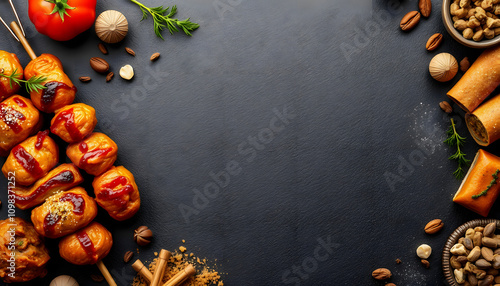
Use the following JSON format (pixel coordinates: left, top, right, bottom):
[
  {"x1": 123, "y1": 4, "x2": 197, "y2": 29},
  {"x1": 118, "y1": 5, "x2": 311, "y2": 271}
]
[
  {"x1": 95, "y1": 10, "x2": 129, "y2": 44},
  {"x1": 429, "y1": 53, "x2": 458, "y2": 82},
  {"x1": 50, "y1": 275, "x2": 79, "y2": 286}
]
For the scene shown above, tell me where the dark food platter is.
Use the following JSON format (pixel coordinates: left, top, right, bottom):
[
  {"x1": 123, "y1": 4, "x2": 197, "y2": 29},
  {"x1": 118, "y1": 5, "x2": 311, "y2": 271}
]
[{"x1": 1, "y1": 0, "x2": 500, "y2": 285}]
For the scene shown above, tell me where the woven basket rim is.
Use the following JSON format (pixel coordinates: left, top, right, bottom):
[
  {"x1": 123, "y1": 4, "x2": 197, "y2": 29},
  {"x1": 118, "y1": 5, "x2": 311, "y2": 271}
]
[{"x1": 442, "y1": 219, "x2": 500, "y2": 286}]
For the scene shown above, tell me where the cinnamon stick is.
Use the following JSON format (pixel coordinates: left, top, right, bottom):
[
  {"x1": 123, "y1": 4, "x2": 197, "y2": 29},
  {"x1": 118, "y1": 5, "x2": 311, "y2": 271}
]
[
  {"x1": 163, "y1": 264, "x2": 196, "y2": 286},
  {"x1": 151, "y1": 249, "x2": 171, "y2": 286},
  {"x1": 132, "y1": 259, "x2": 153, "y2": 283}
]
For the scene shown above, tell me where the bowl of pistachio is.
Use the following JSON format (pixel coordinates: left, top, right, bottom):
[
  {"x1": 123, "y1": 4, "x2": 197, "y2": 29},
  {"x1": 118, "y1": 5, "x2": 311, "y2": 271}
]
[
  {"x1": 442, "y1": 0, "x2": 500, "y2": 48},
  {"x1": 442, "y1": 219, "x2": 500, "y2": 285}
]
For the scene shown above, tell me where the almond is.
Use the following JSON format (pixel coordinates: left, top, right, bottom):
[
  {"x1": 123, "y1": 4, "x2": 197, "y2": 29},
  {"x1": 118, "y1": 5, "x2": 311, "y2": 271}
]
[
  {"x1": 150, "y1": 52, "x2": 161, "y2": 61},
  {"x1": 400, "y1": 11, "x2": 421, "y2": 31},
  {"x1": 419, "y1": 0, "x2": 432, "y2": 17},
  {"x1": 124, "y1": 251, "x2": 134, "y2": 263},
  {"x1": 426, "y1": 33, "x2": 443, "y2": 51},
  {"x1": 372, "y1": 268, "x2": 391, "y2": 280},
  {"x1": 439, "y1": 101, "x2": 453, "y2": 114},
  {"x1": 106, "y1": 72, "x2": 114, "y2": 83},
  {"x1": 424, "y1": 219, "x2": 444, "y2": 234},
  {"x1": 98, "y1": 43, "x2": 108, "y2": 55},
  {"x1": 90, "y1": 57, "x2": 110, "y2": 74},
  {"x1": 125, "y1": 47, "x2": 136, "y2": 56},
  {"x1": 79, "y1": 76, "x2": 91, "y2": 83}
]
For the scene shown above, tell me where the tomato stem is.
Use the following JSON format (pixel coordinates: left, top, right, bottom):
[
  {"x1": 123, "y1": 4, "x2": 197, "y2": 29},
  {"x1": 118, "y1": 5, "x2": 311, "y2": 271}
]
[{"x1": 45, "y1": 0, "x2": 75, "y2": 22}]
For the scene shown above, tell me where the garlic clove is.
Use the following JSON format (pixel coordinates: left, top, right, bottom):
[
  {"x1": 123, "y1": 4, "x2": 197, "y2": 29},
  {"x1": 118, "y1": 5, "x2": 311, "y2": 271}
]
[
  {"x1": 429, "y1": 53, "x2": 458, "y2": 82},
  {"x1": 120, "y1": 64, "x2": 134, "y2": 80},
  {"x1": 50, "y1": 275, "x2": 79, "y2": 286},
  {"x1": 95, "y1": 10, "x2": 129, "y2": 44}
]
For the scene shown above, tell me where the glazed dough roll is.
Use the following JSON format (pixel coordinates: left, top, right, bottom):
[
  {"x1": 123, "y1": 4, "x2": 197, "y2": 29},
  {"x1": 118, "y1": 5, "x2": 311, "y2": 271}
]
[
  {"x1": 448, "y1": 45, "x2": 500, "y2": 113},
  {"x1": 466, "y1": 94, "x2": 500, "y2": 146},
  {"x1": 453, "y1": 149, "x2": 500, "y2": 217}
]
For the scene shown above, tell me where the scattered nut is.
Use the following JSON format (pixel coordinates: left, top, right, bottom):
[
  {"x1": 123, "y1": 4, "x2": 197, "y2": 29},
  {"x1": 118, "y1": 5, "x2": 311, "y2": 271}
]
[
  {"x1": 79, "y1": 76, "x2": 91, "y2": 83},
  {"x1": 134, "y1": 226, "x2": 153, "y2": 246},
  {"x1": 451, "y1": 243, "x2": 468, "y2": 256},
  {"x1": 421, "y1": 259, "x2": 430, "y2": 268},
  {"x1": 417, "y1": 244, "x2": 432, "y2": 259},
  {"x1": 125, "y1": 47, "x2": 136, "y2": 56},
  {"x1": 91, "y1": 273, "x2": 104, "y2": 282},
  {"x1": 425, "y1": 219, "x2": 444, "y2": 234},
  {"x1": 106, "y1": 72, "x2": 114, "y2": 83},
  {"x1": 150, "y1": 52, "x2": 161, "y2": 61},
  {"x1": 395, "y1": 258, "x2": 402, "y2": 264},
  {"x1": 98, "y1": 43, "x2": 108, "y2": 55},
  {"x1": 120, "y1": 64, "x2": 134, "y2": 80},
  {"x1": 372, "y1": 268, "x2": 391, "y2": 280},
  {"x1": 90, "y1": 57, "x2": 110, "y2": 74},
  {"x1": 124, "y1": 251, "x2": 134, "y2": 263},
  {"x1": 484, "y1": 223, "x2": 497, "y2": 238},
  {"x1": 440, "y1": 101, "x2": 453, "y2": 113},
  {"x1": 460, "y1": 57, "x2": 471, "y2": 72}
]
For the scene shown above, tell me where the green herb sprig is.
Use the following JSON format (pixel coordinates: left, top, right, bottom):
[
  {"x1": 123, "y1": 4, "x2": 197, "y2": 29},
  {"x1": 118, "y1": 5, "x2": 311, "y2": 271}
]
[
  {"x1": 472, "y1": 169, "x2": 500, "y2": 199},
  {"x1": 129, "y1": 0, "x2": 200, "y2": 39},
  {"x1": 444, "y1": 118, "x2": 470, "y2": 180},
  {"x1": 0, "y1": 68, "x2": 47, "y2": 94}
]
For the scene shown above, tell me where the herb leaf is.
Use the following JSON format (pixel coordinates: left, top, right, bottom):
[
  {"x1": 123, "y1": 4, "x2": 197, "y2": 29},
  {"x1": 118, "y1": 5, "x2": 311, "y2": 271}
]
[
  {"x1": 129, "y1": 0, "x2": 199, "y2": 39},
  {"x1": 444, "y1": 118, "x2": 470, "y2": 180},
  {"x1": 472, "y1": 169, "x2": 500, "y2": 199},
  {"x1": 0, "y1": 68, "x2": 47, "y2": 94}
]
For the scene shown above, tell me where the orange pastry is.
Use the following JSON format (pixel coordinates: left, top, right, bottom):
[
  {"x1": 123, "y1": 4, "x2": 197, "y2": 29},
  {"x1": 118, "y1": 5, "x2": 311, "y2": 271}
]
[
  {"x1": 59, "y1": 222, "x2": 113, "y2": 265},
  {"x1": 24, "y1": 54, "x2": 76, "y2": 113},
  {"x1": 0, "y1": 50, "x2": 23, "y2": 102},
  {"x1": 66, "y1": 132, "x2": 118, "y2": 176},
  {"x1": 2, "y1": 130, "x2": 58, "y2": 186},
  {"x1": 466, "y1": 94, "x2": 500, "y2": 146},
  {"x1": 31, "y1": 187, "x2": 98, "y2": 238},
  {"x1": 453, "y1": 149, "x2": 500, "y2": 217},
  {"x1": 0, "y1": 217, "x2": 50, "y2": 283},
  {"x1": 0, "y1": 95, "x2": 40, "y2": 156},
  {"x1": 93, "y1": 166, "x2": 140, "y2": 221},
  {"x1": 51, "y1": 103, "x2": 97, "y2": 143},
  {"x1": 14, "y1": 163, "x2": 83, "y2": 210}
]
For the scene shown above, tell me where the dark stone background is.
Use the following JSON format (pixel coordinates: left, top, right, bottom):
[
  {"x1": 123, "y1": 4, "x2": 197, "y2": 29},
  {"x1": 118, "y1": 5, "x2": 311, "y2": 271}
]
[{"x1": 0, "y1": 0, "x2": 499, "y2": 285}]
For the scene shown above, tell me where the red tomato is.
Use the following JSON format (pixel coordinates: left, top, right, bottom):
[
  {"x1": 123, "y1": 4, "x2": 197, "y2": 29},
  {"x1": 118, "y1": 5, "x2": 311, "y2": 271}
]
[{"x1": 28, "y1": 0, "x2": 97, "y2": 41}]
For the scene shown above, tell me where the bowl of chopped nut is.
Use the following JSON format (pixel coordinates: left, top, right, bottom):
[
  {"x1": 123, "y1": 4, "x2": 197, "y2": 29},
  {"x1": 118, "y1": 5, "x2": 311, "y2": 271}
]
[
  {"x1": 442, "y1": 0, "x2": 500, "y2": 48},
  {"x1": 442, "y1": 219, "x2": 500, "y2": 285}
]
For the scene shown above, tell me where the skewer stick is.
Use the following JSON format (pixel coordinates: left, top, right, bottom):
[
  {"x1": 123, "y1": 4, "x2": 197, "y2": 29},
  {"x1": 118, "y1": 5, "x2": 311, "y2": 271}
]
[
  {"x1": 151, "y1": 249, "x2": 171, "y2": 286},
  {"x1": 9, "y1": 21, "x2": 37, "y2": 60},
  {"x1": 96, "y1": 260, "x2": 118, "y2": 286}
]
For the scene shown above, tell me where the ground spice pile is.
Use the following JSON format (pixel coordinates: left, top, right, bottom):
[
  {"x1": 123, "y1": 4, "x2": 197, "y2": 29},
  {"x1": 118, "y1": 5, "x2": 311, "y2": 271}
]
[{"x1": 132, "y1": 245, "x2": 223, "y2": 286}]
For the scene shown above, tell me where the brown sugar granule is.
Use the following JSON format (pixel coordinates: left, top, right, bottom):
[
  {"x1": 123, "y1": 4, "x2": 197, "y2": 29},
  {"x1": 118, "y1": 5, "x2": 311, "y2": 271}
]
[{"x1": 132, "y1": 250, "x2": 223, "y2": 286}]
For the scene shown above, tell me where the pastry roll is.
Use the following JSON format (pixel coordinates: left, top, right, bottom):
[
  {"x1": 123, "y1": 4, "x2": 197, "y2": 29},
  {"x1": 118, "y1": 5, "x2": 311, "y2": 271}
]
[
  {"x1": 59, "y1": 222, "x2": 113, "y2": 265},
  {"x1": 14, "y1": 163, "x2": 83, "y2": 210},
  {"x1": 0, "y1": 217, "x2": 50, "y2": 283},
  {"x1": 24, "y1": 54, "x2": 76, "y2": 113},
  {"x1": 453, "y1": 149, "x2": 500, "y2": 217},
  {"x1": 66, "y1": 132, "x2": 118, "y2": 176},
  {"x1": 50, "y1": 103, "x2": 97, "y2": 143},
  {"x1": 447, "y1": 45, "x2": 500, "y2": 113},
  {"x1": 93, "y1": 166, "x2": 140, "y2": 221},
  {"x1": 466, "y1": 94, "x2": 500, "y2": 146},
  {"x1": 0, "y1": 51, "x2": 23, "y2": 101},
  {"x1": 31, "y1": 187, "x2": 98, "y2": 238},
  {"x1": 2, "y1": 130, "x2": 59, "y2": 186},
  {"x1": 0, "y1": 95, "x2": 40, "y2": 156}
]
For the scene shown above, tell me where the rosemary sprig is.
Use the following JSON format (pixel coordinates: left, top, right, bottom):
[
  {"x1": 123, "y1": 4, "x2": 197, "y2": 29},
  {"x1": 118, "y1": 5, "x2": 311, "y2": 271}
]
[
  {"x1": 472, "y1": 169, "x2": 500, "y2": 199},
  {"x1": 444, "y1": 118, "x2": 470, "y2": 180},
  {"x1": 129, "y1": 0, "x2": 200, "y2": 40},
  {"x1": 0, "y1": 68, "x2": 47, "y2": 94}
]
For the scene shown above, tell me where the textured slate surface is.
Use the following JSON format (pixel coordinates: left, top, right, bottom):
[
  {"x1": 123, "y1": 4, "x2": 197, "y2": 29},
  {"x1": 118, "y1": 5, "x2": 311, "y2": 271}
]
[{"x1": 1, "y1": 0, "x2": 500, "y2": 285}]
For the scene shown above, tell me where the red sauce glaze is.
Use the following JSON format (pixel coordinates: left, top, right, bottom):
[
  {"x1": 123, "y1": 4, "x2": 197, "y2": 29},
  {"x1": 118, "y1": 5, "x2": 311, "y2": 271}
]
[
  {"x1": 13, "y1": 97, "x2": 27, "y2": 107},
  {"x1": 40, "y1": 81, "x2": 76, "y2": 112},
  {"x1": 0, "y1": 102, "x2": 26, "y2": 134},
  {"x1": 43, "y1": 193, "x2": 85, "y2": 234},
  {"x1": 35, "y1": 130, "x2": 49, "y2": 150},
  {"x1": 97, "y1": 176, "x2": 133, "y2": 208},
  {"x1": 79, "y1": 141, "x2": 88, "y2": 153},
  {"x1": 76, "y1": 230, "x2": 97, "y2": 264},
  {"x1": 79, "y1": 147, "x2": 113, "y2": 169},
  {"x1": 12, "y1": 145, "x2": 43, "y2": 177},
  {"x1": 51, "y1": 108, "x2": 83, "y2": 142},
  {"x1": 15, "y1": 170, "x2": 75, "y2": 203}
]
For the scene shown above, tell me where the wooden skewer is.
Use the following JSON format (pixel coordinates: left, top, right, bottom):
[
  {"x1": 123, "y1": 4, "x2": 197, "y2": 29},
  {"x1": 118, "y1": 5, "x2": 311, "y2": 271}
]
[
  {"x1": 96, "y1": 260, "x2": 118, "y2": 286},
  {"x1": 132, "y1": 259, "x2": 154, "y2": 283},
  {"x1": 9, "y1": 21, "x2": 37, "y2": 60},
  {"x1": 151, "y1": 249, "x2": 171, "y2": 286}
]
